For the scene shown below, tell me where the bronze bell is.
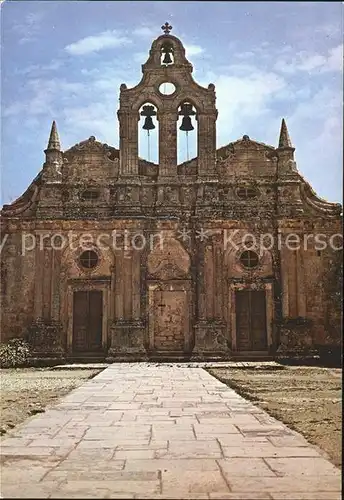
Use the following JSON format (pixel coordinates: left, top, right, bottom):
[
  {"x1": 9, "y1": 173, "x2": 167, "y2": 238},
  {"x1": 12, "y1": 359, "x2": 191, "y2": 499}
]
[
  {"x1": 141, "y1": 105, "x2": 156, "y2": 131},
  {"x1": 161, "y1": 42, "x2": 174, "y2": 65},
  {"x1": 179, "y1": 102, "x2": 196, "y2": 132},
  {"x1": 179, "y1": 115, "x2": 194, "y2": 132},
  {"x1": 142, "y1": 116, "x2": 155, "y2": 131},
  {"x1": 162, "y1": 51, "x2": 173, "y2": 65}
]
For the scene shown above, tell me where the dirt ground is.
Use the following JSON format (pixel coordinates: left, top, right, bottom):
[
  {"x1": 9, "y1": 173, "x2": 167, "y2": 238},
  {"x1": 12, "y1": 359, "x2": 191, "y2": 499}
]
[
  {"x1": 0, "y1": 368, "x2": 101, "y2": 437},
  {"x1": 208, "y1": 365, "x2": 342, "y2": 467}
]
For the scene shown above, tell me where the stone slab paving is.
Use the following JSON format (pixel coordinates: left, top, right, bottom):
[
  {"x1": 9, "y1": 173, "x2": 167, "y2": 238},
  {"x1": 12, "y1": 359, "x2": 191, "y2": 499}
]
[{"x1": 0, "y1": 363, "x2": 341, "y2": 499}]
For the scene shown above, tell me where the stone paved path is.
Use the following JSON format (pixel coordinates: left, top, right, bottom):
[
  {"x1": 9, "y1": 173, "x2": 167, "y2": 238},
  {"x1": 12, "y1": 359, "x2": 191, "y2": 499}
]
[{"x1": 0, "y1": 363, "x2": 341, "y2": 499}]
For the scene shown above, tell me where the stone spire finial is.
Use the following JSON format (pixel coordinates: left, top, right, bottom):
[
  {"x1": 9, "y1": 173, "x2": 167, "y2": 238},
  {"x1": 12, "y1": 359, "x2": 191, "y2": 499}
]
[
  {"x1": 161, "y1": 22, "x2": 172, "y2": 35},
  {"x1": 278, "y1": 118, "x2": 293, "y2": 149},
  {"x1": 43, "y1": 120, "x2": 63, "y2": 182},
  {"x1": 47, "y1": 120, "x2": 61, "y2": 150}
]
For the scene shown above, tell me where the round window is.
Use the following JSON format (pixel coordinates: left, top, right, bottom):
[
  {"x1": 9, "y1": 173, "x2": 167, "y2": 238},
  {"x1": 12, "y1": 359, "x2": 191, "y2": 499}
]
[
  {"x1": 79, "y1": 250, "x2": 99, "y2": 269},
  {"x1": 159, "y1": 82, "x2": 176, "y2": 95},
  {"x1": 240, "y1": 250, "x2": 259, "y2": 269}
]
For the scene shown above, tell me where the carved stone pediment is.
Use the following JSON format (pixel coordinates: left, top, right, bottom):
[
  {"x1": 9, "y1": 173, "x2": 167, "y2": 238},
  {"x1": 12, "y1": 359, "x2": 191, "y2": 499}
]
[
  {"x1": 151, "y1": 262, "x2": 186, "y2": 280},
  {"x1": 63, "y1": 137, "x2": 119, "y2": 162},
  {"x1": 233, "y1": 136, "x2": 275, "y2": 151},
  {"x1": 148, "y1": 238, "x2": 190, "y2": 280}
]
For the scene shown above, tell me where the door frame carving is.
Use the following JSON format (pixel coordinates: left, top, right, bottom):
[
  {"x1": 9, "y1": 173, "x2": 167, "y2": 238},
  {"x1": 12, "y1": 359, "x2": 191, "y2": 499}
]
[
  {"x1": 228, "y1": 282, "x2": 273, "y2": 351},
  {"x1": 147, "y1": 280, "x2": 192, "y2": 353},
  {"x1": 66, "y1": 279, "x2": 110, "y2": 353}
]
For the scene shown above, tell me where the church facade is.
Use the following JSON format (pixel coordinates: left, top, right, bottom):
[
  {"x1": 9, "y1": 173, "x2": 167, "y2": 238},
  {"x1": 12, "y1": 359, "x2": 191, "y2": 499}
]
[{"x1": 1, "y1": 25, "x2": 342, "y2": 361}]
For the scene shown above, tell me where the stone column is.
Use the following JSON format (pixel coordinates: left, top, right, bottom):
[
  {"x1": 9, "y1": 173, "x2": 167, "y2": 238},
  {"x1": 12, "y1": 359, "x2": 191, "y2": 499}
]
[
  {"x1": 118, "y1": 110, "x2": 139, "y2": 177},
  {"x1": 196, "y1": 240, "x2": 206, "y2": 320},
  {"x1": 214, "y1": 242, "x2": 223, "y2": 320},
  {"x1": 204, "y1": 245, "x2": 214, "y2": 318},
  {"x1": 158, "y1": 111, "x2": 177, "y2": 178},
  {"x1": 229, "y1": 286, "x2": 237, "y2": 351},
  {"x1": 132, "y1": 249, "x2": 141, "y2": 320},
  {"x1": 115, "y1": 251, "x2": 124, "y2": 320},
  {"x1": 296, "y1": 248, "x2": 306, "y2": 317},
  {"x1": 193, "y1": 238, "x2": 228, "y2": 358},
  {"x1": 197, "y1": 112, "x2": 217, "y2": 179},
  {"x1": 110, "y1": 265, "x2": 116, "y2": 322},
  {"x1": 281, "y1": 244, "x2": 290, "y2": 317},
  {"x1": 34, "y1": 240, "x2": 44, "y2": 320},
  {"x1": 42, "y1": 243, "x2": 52, "y2": 321},
  {"x1": 123, "y1": 250, "x2": 133, "y2": 319},
  {"x1": 51, "y1": 249, "x2": 61, "y2": 322},
  {"x1": 3, "y1": 240, "x2": 18, "y2": 334},
  {"x1": 108, "y1": 245, "x2": 146, "y2": 360}
]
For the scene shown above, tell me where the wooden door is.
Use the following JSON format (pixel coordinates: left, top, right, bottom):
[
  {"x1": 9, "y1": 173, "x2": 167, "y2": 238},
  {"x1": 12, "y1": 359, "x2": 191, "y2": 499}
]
[
  {"x1": 153, "y1": 290, "x2": 186, "y2": 351},
  {"x1": 236, "y1": 290, "x2": 267, "y2": 351},
  {"x1": 73, "y1": 291, "x2": 103, "y2": 352}
]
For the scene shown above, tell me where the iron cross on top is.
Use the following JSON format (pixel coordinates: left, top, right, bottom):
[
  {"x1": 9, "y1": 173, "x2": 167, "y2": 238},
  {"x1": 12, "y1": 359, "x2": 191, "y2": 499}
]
[{"x1": 161, "y1": 22, "x2": 172, "y2": 34}]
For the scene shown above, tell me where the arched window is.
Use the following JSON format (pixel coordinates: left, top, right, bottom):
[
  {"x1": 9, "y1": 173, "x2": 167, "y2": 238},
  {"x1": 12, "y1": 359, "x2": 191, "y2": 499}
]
[
  {"x1": 138, "y1": 103, "x2": 159, "y2": 163},
  {"x1": 177, "y1": 102, "x2": 197, "y2": 164}
]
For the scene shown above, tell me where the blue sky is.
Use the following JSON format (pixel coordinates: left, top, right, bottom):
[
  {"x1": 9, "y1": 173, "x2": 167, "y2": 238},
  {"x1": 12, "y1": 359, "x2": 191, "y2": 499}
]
[{"x1": 1, "y1": 1, "x2": 343, "y2": 205}]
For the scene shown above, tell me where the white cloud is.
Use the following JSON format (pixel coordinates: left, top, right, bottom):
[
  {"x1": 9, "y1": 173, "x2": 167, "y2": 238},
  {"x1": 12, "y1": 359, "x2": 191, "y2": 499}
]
[
  {"x1": 326, "y1": 45, "x2": 343, "y2": 72},
  {"x1": 286, "y1": 87, "x2": 342, "y2": 201},
  {"x1": 134, "y1": 51, "x2": 149, "y2": 63},
  {"x1": 132, "y1": 26, "x2": 156, "y2": 38},
  {"x1": 62, "y1": 102, "x2": 119, "y2": 147},
  {"x1": 274, "y1": 44, "x2": 343, "y2": 74},
  {"x1": 3, "y1": 78, "x2": 86, "y2": 118},
  {"x1": 65, "y1": 30, "x2": 131, "y2": 56},
  {"x1": 184, "y1": 44, "x2": 204, "y2": 57},
  {"x1": 199, "y1": 67, "x2": 286, "y2": 145},
  {"x1": 14, "y1": 59, "x2": 63, "y2": 76},
  {"x1": 12, "y1": 11, "x2": 45, "y2": 44},
  {"x1": 234, "y1": 51, "x2": 255, "y2": 60}
]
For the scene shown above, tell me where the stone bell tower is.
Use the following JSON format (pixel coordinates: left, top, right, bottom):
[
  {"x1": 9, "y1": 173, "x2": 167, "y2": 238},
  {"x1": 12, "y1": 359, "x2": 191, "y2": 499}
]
[{"x1": 117, "y1": 22, "x2": 218, "y2": 182}]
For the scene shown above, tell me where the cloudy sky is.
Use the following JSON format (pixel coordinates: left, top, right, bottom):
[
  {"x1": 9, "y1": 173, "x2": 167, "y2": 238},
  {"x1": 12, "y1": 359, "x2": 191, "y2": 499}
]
[{"x1": 1, "y1": 1, "x2": 342, "y2": 205}]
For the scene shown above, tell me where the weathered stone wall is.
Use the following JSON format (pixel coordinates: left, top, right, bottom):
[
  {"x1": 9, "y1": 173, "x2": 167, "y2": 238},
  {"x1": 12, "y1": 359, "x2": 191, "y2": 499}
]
[
  {"x1": 1, "y1": 28, "x2": 342, "y2": 359},
  {"x1": 1, "y1": 230, "x2": 35, "y2": 341}
]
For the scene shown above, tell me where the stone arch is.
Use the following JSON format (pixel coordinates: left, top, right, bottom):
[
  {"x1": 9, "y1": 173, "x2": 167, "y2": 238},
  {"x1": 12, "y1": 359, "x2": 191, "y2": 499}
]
[
  {"x1": 173, "y1": 94, "x2": 204, "y2": 114},
  {"x1": 224, "y1": 230, "x2": 273, "y2": 279},
  {"x1": 132, "y1": 94, "x2": 164, "y2": 113},
  {"x1": 60, "y1": 235, "x2": 115, "y2": 279},
  {"x1": 144, "y1": 34, "x2": 193, "y2": 69}
]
